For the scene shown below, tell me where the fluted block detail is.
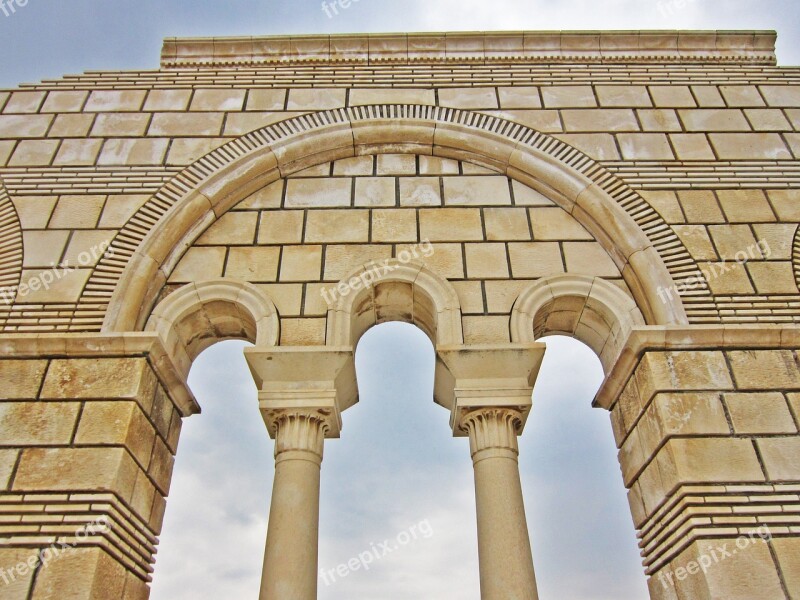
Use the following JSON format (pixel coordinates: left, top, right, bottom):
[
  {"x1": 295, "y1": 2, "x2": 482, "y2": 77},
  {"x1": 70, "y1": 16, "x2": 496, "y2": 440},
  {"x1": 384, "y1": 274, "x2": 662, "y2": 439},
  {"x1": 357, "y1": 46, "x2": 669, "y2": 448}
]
[{"x1": 462, "y1": 407, "x2": 523, "y2": 457}]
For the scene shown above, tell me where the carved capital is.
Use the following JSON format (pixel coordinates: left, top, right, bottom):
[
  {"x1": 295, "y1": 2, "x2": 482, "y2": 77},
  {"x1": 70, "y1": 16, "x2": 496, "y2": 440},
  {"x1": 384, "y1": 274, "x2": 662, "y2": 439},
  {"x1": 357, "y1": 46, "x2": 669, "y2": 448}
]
[
  {"x1": 271, "y1": 410, "x2": 331, "y2": 460},
  {"x1": 461, "y1": 407, "x2": 524, "y2": 457}
]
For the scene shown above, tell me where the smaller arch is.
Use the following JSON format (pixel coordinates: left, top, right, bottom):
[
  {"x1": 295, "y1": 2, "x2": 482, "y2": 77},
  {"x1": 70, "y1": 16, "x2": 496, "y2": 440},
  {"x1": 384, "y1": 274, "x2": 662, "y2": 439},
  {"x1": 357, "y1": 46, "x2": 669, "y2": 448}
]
[
  {"x1": 325, "y1": 259, "x2": 463, "y2": 348},
  {"x1": 146, "y1": 279, "x2": 280, "y2": 379},
  {"x1": 510, "y1": 275, "x2": 644, "y2": 374}
]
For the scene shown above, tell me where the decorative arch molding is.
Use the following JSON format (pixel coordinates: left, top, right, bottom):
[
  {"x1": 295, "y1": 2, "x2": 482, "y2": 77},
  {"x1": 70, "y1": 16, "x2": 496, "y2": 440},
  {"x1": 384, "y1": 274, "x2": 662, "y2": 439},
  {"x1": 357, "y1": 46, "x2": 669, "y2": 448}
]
[
  {"x1": 145, "y1": 279, "x2": 280, "y2": 379},
  {"x1": 510, "y1": 274, "x2": 645, "y2": 374},
  {"x1": 792, "y1": 223, "x2": 800, "y2": 291},
  {"x1": 325, "y1": 259, "x2": 463, "y2": 348},
  {"x1": 91, "y1": 105, "x2": 696, "y2": 333},
  {"x1": 0, "y1": 177, "x2": 24, "y2": 316}
]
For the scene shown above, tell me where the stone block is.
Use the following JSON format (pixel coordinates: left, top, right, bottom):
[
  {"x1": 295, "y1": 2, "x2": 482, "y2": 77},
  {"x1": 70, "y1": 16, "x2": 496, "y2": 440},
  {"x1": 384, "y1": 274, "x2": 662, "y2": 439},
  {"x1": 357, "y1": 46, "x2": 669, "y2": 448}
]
[
  {"x1": 285, "y1": 178, "x2": 351, "y2": 208},
  {"x1": 511, "y1": 181, "x2": 555, "y2": 206},
  {"x1": 541, "y1": 86, "x2": 597, "y2": 108},
  {"x1": 690, "y1": 86, "x2": 725, "y2": 107},
  {"x1": 41, "y1": 357, "x2": 156, "y2": 402},
  {"x1": 48, "y1": 113, "x2": 94, "y2": 137},
  {"x1": 676, "y1": 191, "x2": 725, "y2": 224},
  {"x1": 438, "y1": 88, "x2": 498, "y2": 109},
  {"x1": 419, "y1": 156, "x2": 459, "y2": 175},
  {"x1": 258, "y1": 284, "x2": 303, "y2": 317},
  {"x1": 639, "y1": 191, "x2": 684, "y2": 224},
  {"x1": 84, "y1": 90, "x2": 146, "y2": 112},
  {"x1": 279, "y1": 245, "x2": 323, "y2": 281},
  {"x1": 224, "y1": 247, "x2": 281, "y2": 281},
  {"x1": 371, "y1": 208, "x2": 418, "y2": 242},
  {"x1": 760, "y1": 86, "x2": 800, "y2": 107},
  {"x1": 419, "y1": 208, "x2": 483, "y2": 241},
  {"x1": 196, "y1": 211, "x2": 258, "y2": 245},
  {"x1": 648, "y1": 85, "x2": 696, "y2": 107},
  {"x1": 75, "y1": 401, "x2": 156, "y2": 468},
  {"x1": 751, "y1": 223, "x2": 795, "y2": 259},
  {"x1": 0, "y1": 360, "x2": 48, "y2": 399},
  {"x1": 0, "y1": 114, "x2": 52, "y2": 138},
  {"x1": 530, "y1": 207, "x2": 592, "y2": 240},
  {"x1": 354, "y1": 177, "x2": 396, "y2": 207},
  {"x1": 725, "y1": 392, "x2": 796, "y2": 434},
  {"x1": 22, "y1": 230, "x2": 70, "y2": 267},
  {"x1": 678, "y1": 108, "x2": 750, "y2": 131},
  {"x1": 672, "y1": 225, "x2": 717, "y2": 260},
  {"x1": 484, "y1": 207, "x2": 530, "y2": 241},
  {"x1": 31, "y1": 547, "x2": 128, "y2": 600},
  {"x1": 246, "y1": 89, "x2": 287, "y2": 111},
  {"x1": 0, "y1": 548, "x2": 40, "y2": 598},
  {"x1": 166, "y1": 137, "x2": 228, "y2": 165},
  {"x1": 484, "y1": 280, "x2": 532, "y2": 313},
  {"x1": 757, "y1": 438, "x2": 800, "y2": 480},
  {"x1": 442, "y1": 176, "x2": 511, "y2": 205},
  {"x1": 333, "y1": 156, "x2": 374, "y2": 176},
  {"x1": 189, "y1": 89, "x2": 246, "y2": 111},
  {"x1": 305, "y1": 209, "x2": 369, "y2": 243},
  {"x1": 0, "y1": 401, "x2": 80, "y2": 445},
  {"x1": 279, "y1": 318, "x2": 326, "y2": 345},
  {"x1": 90, "y1": 113, "x2": 150, "y2": 137},
  {"x1": 773, "y1": 538, "x2": 800, "y2": 597},
  {"x1": 62, "y1": 230, "x2": 115, "y2": 266},
  {"x1": 53, "y1": 139, "x2": 104, "y2": 165},
  {"x1": 258, "y1": 210, "x2": 304, "y2": 244},
  {"x1": 708, "y1": 133, "x2": 792, "y2": 160},
  {"x1": 745, "y1": 109, "x2": 791, "y2": 131},
  {"x1": 767, "y1": 190, "x2": 800, "y2": 221},
  {"x1": 637, "y1": 109, "x2": 682, "y2": 132},
  {"x1": 699, "y1": 261, "x2": 754, "y2": 294},
  {"x1": 508, "y1": 242, "x2": 564, "y2": 277},
  {"x1": 462, "y1": 315, "x2": 510, "y2": 344},
  {"x1": 408, "y1": 242, "x2": 464, "y2": 278},
  {"x1": 169, "y1": 246, "x2": 226, "y2": 282},
  {"x1": 634, "y1": 351, "x2": 733, "y2": 403},
  {"x1": 707, "y1": 225, "x2": 758, "y2": 259},
  {"x1": 349, "y1": 88, "x2": 435, "y2": 106},
  {"x1": 716, "y1": 189, "x2": 775, "y2": 223},
  {"x1": 144, "y1": 89, "x2": 193, "y2": 111},
  {"x1": 719, "y1": 85, "x2": 765, "y2": 107},
  {"x1": 465, "y1": 243, "x2": 509, "y2": 278},
  {"x1": 148, "y1": 112, "x2": 224, "y2": 136},
  {"x1": 400, "y1": 177, "x2": 441, "y2": 206},
  {"x1": 728, "y1": 350, "x2": 800, "y2": 390},
  {"x1": 376, "y1": 154, "x2": 416, "y2": 175},
  {"x1": 452, "y1": 280, "x2": 485, "y2": 314},
  {"x1": 3, "y1": 91, "x2": 45, "y2": 113},
  {"x1": 497, "y1": 87, "x2": 541, "y2": 109},
  {"x1": 554, "y1": 134, "x2": 620, "y2": 160},
  {"x1": 238, "y1": 181, "x2": 284, "y2": 209},
  {"x1": 617, "y1": 133, "x2": 675, "y2": 160},
  {"x1": 8, "y1": 140, "x2": 60, "y2": 166},
  {"x1": 747, "y1": 261, "x2": 797, "y2": 294},
  {"x1": 41, "y1": 90, "x2": 89, "y2": 112},
  {"x1": 98, "y1": 138, "x2": 169, "y2": 165},
  {"x1": 286, "y1": 88, "x2": 346, "y2": 110},
  {"x1": 596, "y1": 85, "x2": 651, "y2": 107},
  {"x1": 323, "y1": 244, "x2": 392, "y2": 280},
  {"x1": 563, "y1": 242, "x2": 620, "y2": 277},
  {"x1": 562, "y1": 109, "x2": 639, "y2": 132},
  {"x1": 669, "y1": 134, "x2": 716, "y2": 160}
]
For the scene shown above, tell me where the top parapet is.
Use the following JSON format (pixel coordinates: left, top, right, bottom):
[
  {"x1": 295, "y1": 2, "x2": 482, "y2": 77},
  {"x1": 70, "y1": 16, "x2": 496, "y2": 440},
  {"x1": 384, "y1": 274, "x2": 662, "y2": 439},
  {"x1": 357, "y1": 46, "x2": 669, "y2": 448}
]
[{"x1": 161, "y1": 31, "x2": 778, "y2": 68}]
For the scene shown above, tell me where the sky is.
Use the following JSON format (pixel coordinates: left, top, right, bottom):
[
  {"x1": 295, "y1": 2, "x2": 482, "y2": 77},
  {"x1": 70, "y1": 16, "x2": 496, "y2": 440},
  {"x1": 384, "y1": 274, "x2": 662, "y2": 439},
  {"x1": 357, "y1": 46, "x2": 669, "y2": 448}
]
[{"x1": 2, "y1": 1, "x2": 799, "y2": 599}]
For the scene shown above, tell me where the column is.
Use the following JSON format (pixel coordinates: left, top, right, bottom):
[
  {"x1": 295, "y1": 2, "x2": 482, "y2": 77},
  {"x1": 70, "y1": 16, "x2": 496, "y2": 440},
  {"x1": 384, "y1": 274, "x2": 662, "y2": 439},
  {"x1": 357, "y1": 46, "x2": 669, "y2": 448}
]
[
  {"x1": 260, "y1": 410, "x2": 329, "y2": 600},
  {"x1": 435, "y1": 343, "x2": 546, "y2": 600},
  {"x1": 244, "y1": 347, "x2": 357, "y2": 600},
  {"x1": 463, "y1": 407, "x2": 538, "y2": 600}
]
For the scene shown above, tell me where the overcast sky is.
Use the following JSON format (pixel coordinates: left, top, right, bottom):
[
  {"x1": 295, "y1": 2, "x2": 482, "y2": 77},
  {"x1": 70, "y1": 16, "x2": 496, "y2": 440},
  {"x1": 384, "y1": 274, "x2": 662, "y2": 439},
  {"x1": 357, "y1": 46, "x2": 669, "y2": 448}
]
[{"x1": 2, "y1": 1, "x2": 799, "y2": 599}]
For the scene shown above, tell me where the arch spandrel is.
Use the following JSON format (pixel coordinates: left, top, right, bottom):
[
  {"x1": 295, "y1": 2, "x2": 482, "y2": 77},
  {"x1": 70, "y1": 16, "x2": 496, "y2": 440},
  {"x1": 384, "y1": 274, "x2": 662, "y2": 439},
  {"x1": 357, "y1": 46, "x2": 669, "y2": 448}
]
[{"x1": 91, "y1": 105, "x2": 692, "y2": 335}]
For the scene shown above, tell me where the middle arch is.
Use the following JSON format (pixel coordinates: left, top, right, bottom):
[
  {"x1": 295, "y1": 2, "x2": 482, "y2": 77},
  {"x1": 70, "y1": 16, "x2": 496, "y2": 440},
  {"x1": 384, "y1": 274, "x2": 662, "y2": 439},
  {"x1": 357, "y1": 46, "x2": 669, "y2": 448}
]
[{"x1": 96, "y1": 105, "x2": 689, "y2": 334}]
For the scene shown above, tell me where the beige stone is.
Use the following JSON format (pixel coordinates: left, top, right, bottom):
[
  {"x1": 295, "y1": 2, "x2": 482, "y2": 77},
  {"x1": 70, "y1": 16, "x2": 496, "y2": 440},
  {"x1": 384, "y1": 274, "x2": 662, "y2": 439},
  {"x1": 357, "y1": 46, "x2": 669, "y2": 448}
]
[
  {"x1": 169, "y1": 247, "x2": 227, "y2": 282},
  {"x1": 333, "y1": 156, "x2": 374, "y2": 176},
  {"x1": 497, "y1": 87, "x2": 541, "y2": 109},
  {"x1": 563, "y1": 242, "x2": 619, "y2": 277},
  {"x1": 617, "y1": 133, "x2": 674, "y2": 160},
  {"x1": 462, "y1": 316, "x2": 511, "y2": 344},
  {"x1": 305, "y1": 209, "x2": 369, "y2": 243},
  {"x1": 452, "y1": 280, "x2": 485, "y2": 314},
  {"x1": 637, "y1": 109, "x2": 682, "y2": 132},
  {"x1": 596, "y1": 86, "x2": 651, "y2": 107},
  {"x1": 747, "y1": 261, "x2": 797, "y2": 294},
  {"x1": 465, "y1": 243, "x2": 509, "y2": 278},
  {"x1": 279, "y1": 318, "x2": 326, "y2": 345},
  {"x1": 484, "y1": 207, "x2": 530, "y2": 241},
  {"x1": 720, "y1": 85, "x2": 765, "y2": 107},
  {"x1": 639, "y1": 191, "x2": 684, "y2": 224},
  {"x1": 707, "y1": 224, "x2": 758, "y2": 259},
  {"x1": 49, "y1": 195, "x2": 107, "y2": 229},
  {"x1": 541, "y1": 86, "x2": 596, "y2": 108},
  {"x1": 399, "y1": 177, "x2": 441, "y2": 206},
  {"x1": 246, "y1": 89, "x2": 287, "y2": 111},
  {"x1": 259, "y1": 283, "x2": 303, "y2": 316},
  {"x1": 716, "y1": 189, "x2": 776, "y2": 223},
  {"x1": 323, "y1": 244, "x2": 393, "y2": 280},
  {"x1": 530, "y1": 207, "x2": 592, "y2": 240},
  {"x1": 148, "y1": 112, "x2": 224, "y2": 136},
  {"x1": 676, "y1": 191, "x2": 725, "y2": 224},
  {"x1": 760, "y1": 85, "x2": 800, "y2": 107},
  {"x1": 484, "y1": 280, "x2": 532, "y2": 313},
  {"x1": 279, "y1": 245, "x2": 323, "y2": 281},
  {"x1": 90, "y1": 112, "x2": 150, "y2": 137},
  {"x1": 678, "y1": 108, "x2": 751, "y2": 131},
  {"x1": 22, "y1": 230, "x2": 69, "y2": 267},
  {"x1": 190, "y1": 89, "x2": 246, "y2": 111},
  {"x1": 98, "y1": 194, "x2": 149, "y2": 228},
  {"x1": 419, "y1": 156, "x2": 459, "y2": 175},
  {"x1": 490, "y1": 109, "x2": 563, "y2": 132},
  {"x1": 725, "y1": 392, "x2": 796, "y2": 434},
  {"x1": 648, "y1": 86, "x2": 696, "y2": 107},
  {"x1": 728, "y1": 350, "x2": 800, "y2": 390},
  {"x1": 144, "y1": 89, "x2": 193, "y2": 111},
  {"x1": 259, "y1": 210, "x2": 304, "y2": 244},
  {"x1": 708, "y1": 133, "x2": 792, "y2": 160},
  {"x1": 196, "y1": 211, "x2": 258, "y2": 245},
  {"x1": 766, "y1": 189, "x2": 800, "y2": 221},
  {"x1": 757, "y1": 438, "x2": 800, "y2": 480},
  {"x1": 62, "y1": 230, "x2": 115, "y2": 266},
  {"x1": 562, "y1": 109, "x2": 639, "y2": 132},
  {"x1": 48, "y1": 113, "x2": 94, "y2": 137},
  {"x1": 751, "y1": 223, "x2": 795, "y2": 259},
  {"x1": 634, "y1": 351, "x2": 733, "y2": 403},
  {"x1": 699, "y1": 261, "x2": 755, "y2": 294},
  {"x1": 166, "y1": 137, "x2": 229, "y2": 165},
  {"x1": 3, "y1": 91, "x2": 46, "y2": 113},
  {"x1": 287, "y1": 88, "x2": 346, "y2": 110},
  {"x1": 0, "y1": 548, "x2": 40, "y2": 598},
  {"x1": 511, "y1": 181, "x2": 555, "y2": 206},
  {"x1": 672, "y1": 225, "x2": 717, "y2": 260},
  {"x1": 774, "y1": 538, "x2": 800, "y2": 598},
  {"x1": 53, "y1": 139, "x2": 104, "y2": 165},
  {"x1": 0, "y1": 360, "x2": 48, "y2": 399},
  {"x1": 0, "y1": 114, "x2": 52, "y2": 138},
  {"x1": 745, "y1": 108, "x2": 791, "y2": 131},
  {"x1": 354, "y1": 177, "x2": 396, "y2": 206},
  {"x1": 376, "y1": 154, "x2": 416, "y2": 175},
  {"x1": 11, "y1": 196, "x2": 57, "y2": 228},
  {"x1": 371, "y1": 208, "x2": 417, "y2": 242},
  {"x1": 75, "y1": 401, "x2": 156, "y2": 467},
  {"x1": 691, "y1": 85, "x2": 725, "y2": 107},
  {"x1": 438, "y1": 88, "x2": 498, "y2": 109},
  {"x1": 554, "y1": 134, "x2": 620, "y2": 160},
  {"x1": 41, "y1": 90, "x2": 89, "y2": 112},
  {"x1": 31, "y1": 547, "x2": 128, "y2": 600},
  {"x1": 225, "y1": 247, "x2": 281, "y2": 281},
  {"x1": 98, "y1": 138, "x2": 169, "y2": 165},
  {"x1": 285, "y1": 178, "x2": 351, "y2": 208},
  {"x1": 85, "y1": 90, "x2": 146, "y2": 112},
  {"x1": 349, "y1": 88, "x2": 435, "y2": 106},
  {"x1": 8, "y1": 139, "x2": 59, "y2": 166},
  {"x1": 0, "y1": 401, "x2": 76, "y2": 447},
  {"x1": 419, "y1": 208, "x2": 483, "y2": 241},
  {"x1": 669, "y1": 133, "x2": 716, "y2": 160},
  {"x1": 407, "y1": 242, "x2": 464, "y2": 278},
  {"x1": 238, "y1": 181, "x2": 284, "y2": 209},
  {"x1": 443, "y1": 176, "x2": 511, "y2": 206},
  {"x1": 508, "y1": 242, "x2": 563, "y2": 277}
]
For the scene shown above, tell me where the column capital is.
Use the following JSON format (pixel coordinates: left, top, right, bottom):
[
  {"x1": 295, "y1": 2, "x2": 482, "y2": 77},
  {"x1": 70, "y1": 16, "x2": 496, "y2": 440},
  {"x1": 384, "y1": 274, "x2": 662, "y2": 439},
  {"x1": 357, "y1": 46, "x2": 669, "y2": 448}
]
[
  {"x1": 434, "y1": 343, "x2": 546, "y2": 437},
  {"x1": 244, "y1": 346, "x2": 357, "y2": 439},
  {"x1": 461, "y1": 406, "x2": 524, "y2": 458}
]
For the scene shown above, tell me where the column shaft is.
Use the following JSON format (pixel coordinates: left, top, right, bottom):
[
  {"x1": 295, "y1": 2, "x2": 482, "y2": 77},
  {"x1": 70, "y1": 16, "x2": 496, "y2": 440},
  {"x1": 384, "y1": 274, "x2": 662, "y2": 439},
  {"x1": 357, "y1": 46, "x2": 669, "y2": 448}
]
[
  {"x1": 259, "y1": 412, "x2": 328, "y2": 600},
  {"x1": 465, "y1": 409, "x2": 539, "y2": 600}
]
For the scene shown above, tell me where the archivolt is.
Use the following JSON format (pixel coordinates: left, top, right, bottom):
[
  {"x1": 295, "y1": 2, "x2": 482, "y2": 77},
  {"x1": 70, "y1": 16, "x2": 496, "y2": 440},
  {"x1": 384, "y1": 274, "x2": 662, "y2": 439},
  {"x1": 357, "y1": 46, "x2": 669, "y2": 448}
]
[
  {"x1": 90, "y1": 105, "x2": 697, "y2": 332},
  {"x1": 0, "y1": 177, "x2": 23, "y2": 326}
]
